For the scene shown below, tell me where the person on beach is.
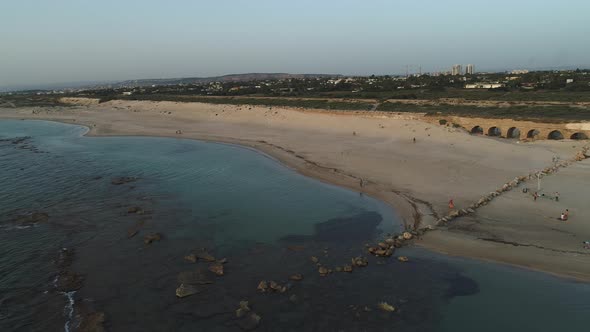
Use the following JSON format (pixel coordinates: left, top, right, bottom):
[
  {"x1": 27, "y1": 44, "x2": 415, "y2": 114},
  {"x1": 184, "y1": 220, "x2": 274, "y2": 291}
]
[
  {"x1": 564, "y1": 209, "x2": 569, "y2": 219},
  {"x1": 533, "y1": 192, "x2": 538, "y2": 201},
  {"x1": 448, "y1": 199, "x2": 454, "y2": 209},
  {"x1": 555, "y1": 192, "x2": 559, "y2": 202},
  {"x1": 359, "y1": 178, "x2": 364, "y2": 188},
  {"x1": 583, "y1": 241, "x2": 590, "y2": 249},
  {"x1": 560, "y1": 213, "x2": 566, "y2": 221},
  {"x1": 413, "y1": 137, "x2": 416, "y2": 143}
]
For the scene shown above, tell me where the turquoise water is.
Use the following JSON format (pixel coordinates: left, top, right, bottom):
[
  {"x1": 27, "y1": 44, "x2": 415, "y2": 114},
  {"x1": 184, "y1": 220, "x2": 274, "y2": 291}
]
[{"x1": 0, "y1": 120, "x2": 588, "y2": 331}]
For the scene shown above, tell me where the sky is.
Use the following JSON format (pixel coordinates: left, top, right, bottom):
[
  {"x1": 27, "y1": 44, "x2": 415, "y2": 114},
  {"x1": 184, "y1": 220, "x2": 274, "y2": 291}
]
[{"x1": 1, "y1": 0, "x2": 589, "y2": 89}]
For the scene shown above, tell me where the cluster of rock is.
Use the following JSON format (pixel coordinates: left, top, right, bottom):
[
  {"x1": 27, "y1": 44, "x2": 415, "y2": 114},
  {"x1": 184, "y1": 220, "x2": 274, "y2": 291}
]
[
  {"x1": 235, "y1": 301, "x2": 261, "y2": 331},
  {"x1": 176, "y1": 250, "x2": 226, "y2": 298},
  {"x1": 257, "y1": 280, "x2": 290, "y2": 293},
  {"x1": 54, "y1": 247, "x2": 85, "y2": 292}
]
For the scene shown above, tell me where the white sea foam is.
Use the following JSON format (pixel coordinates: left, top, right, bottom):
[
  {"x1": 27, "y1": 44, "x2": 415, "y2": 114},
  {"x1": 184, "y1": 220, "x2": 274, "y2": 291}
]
[{"x1": 62, "y1": 291, "x2": 76, "y2": 332}]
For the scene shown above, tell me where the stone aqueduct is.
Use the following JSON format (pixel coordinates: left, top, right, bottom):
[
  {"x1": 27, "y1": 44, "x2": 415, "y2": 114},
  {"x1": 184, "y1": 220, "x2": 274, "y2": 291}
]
[{"x1": 431, "y1": 116, "x2": 590, "y2": 140}]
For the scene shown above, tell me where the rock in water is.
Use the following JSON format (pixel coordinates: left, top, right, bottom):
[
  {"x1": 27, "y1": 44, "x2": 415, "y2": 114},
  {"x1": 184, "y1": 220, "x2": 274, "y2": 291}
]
[
  {"x1": 208, "y1": 263, "x2": 224, "y2": 276},
  {"x1": 144, "y1": 233, "x2": 162, "y2": 244},
  {"x1": 176, "y1": 283, "x2": 200, "y2": 298},
  {"x1": 236, "y1": 301, "x2": 251, "y2": 318},
  {"x1": 377, "y1": 302, "x2": 396, "y2": 312},
  {"x1": 289, "y1": 274, "x2": 304, "y2": 281},
  {"x1": 402, "y1": 232, "x2": 413, "y2": 240},
  {"x1": 195, "y1": 250, "x2": 216, "y2": 262},
  {"x1": 397, "y1": 256, "x2": 409, "y2": 262},
  {"x1": 56, "y1": 271, "x2": 84, "y2": 292},
  {"x1": 184, "y1": 254, "x2": 197, "y2": 263},
  {"x1": 77, "y1": 311, "x2": 106, "y2": 332},
  {"x1": 257, "y1": 280, "x2": 268, "y2": 292},
  {"x1": 351, "y1": 256, "x2": 368, "y2": 267},
  {"x1": 237, "y1": 312, "x2": 261, "y2": 331},
  {"x1": 127, "y1": 206, "x2": 143, "y2": 214}
]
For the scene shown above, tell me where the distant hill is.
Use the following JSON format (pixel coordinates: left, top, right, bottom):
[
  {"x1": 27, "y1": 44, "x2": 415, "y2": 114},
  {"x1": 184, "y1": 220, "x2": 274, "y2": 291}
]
[{"x1": 112, "y1": 73, "x2": 339, "y2": 88}]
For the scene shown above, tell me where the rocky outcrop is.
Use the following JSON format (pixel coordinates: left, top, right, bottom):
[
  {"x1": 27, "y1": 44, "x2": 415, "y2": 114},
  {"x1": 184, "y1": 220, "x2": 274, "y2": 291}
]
[{"x1": 56, "y1": 271, "x2": 85, "y2": 292}]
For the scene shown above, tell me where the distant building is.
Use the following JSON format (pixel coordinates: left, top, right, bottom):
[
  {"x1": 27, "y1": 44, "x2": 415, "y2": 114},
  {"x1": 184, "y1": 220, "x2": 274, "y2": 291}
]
[
  {"x1": 452, "y1": 64, "x2": 463, "y2": 76},
  {"x1": 510, "y1": 69, "x2": 529, "y2": 74},
  {"x1": 566, "y1": 78, "x2": 574, "y2": 84},
  {"x1": 465, "y1": 64, "x2": 474, "y2": 75},
  {"x1": 465, "y1": 82, "x2": 505, "y2": 89}
]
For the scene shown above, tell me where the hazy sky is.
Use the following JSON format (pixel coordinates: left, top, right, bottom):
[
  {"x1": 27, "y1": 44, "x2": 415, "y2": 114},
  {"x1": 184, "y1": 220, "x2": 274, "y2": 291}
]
[{"x1": 2, "y1": 0, "x2": 589, "y2": 88}]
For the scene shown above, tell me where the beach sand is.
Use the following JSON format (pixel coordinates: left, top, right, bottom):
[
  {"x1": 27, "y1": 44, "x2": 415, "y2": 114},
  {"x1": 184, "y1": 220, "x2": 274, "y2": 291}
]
[{"x1": 2, "y1": 98, "x2": 589, "y2": 281}]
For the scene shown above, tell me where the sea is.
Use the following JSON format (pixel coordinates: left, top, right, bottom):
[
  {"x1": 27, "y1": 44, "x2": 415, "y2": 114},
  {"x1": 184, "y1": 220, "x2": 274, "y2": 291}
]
[{"x1": 0, "y1": 119, "x2": 588, "y2": 331}]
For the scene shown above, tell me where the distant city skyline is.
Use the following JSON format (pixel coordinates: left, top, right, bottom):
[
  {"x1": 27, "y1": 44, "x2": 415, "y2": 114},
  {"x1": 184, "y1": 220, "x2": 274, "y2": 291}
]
[{"x1": 1, "y1": 0, "x2": 589, "y2": 90}]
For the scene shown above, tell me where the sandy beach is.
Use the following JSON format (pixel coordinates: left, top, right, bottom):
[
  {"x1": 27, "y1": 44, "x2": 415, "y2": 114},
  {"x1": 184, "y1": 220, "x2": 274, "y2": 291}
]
[{"x1": 2, "y1": 98, "x2": 589, "y2": 281}]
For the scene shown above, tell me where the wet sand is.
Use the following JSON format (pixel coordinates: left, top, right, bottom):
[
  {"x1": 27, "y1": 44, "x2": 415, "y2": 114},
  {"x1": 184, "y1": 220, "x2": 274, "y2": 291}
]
[{"x1": 1, "y1": 97, "x2": 590, "y2": 281}]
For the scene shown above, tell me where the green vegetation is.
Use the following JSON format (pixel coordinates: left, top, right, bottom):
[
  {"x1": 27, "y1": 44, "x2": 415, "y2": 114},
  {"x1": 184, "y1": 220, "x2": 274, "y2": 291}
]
[
  {"x1": 0, "y1": 93, "x2": 65, "y2": 108},
  {"x1": 377, "y1": 102, "x2": 590, "y2": 122}
]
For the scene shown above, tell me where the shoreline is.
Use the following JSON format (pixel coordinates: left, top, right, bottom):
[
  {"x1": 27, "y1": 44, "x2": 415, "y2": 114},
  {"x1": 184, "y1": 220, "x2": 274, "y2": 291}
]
[{"x1": 1, "y1": 99, "x2": 589, "y2": 282}]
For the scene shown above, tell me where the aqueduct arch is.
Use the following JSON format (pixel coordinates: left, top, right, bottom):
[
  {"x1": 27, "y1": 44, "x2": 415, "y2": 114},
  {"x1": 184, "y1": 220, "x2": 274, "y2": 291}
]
[
  {"x1": 506, "y1": 127, "x2": 520, "y2": 139},
  {"x1": 527, "y1": 129, "x2": 540, "y2": 138},
  {"x1": 548, "y1": 130, "x2": 564, "y2": 140},
  {"x1": 571, "y1": 132, "x2": 588, "y2": 140},
  {"x1": 487, "y1": 126, "x2": 502, "y2": 136},
  {"x1": 471, "y1": 126, "x2": 484, "y2": 134}
]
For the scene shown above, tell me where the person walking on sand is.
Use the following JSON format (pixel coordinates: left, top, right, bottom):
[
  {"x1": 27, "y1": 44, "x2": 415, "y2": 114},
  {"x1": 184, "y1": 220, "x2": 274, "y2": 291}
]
[
  {"x1": 533, "y1": 192, "x2": 538, "y2": 201},
  {"x1": 555, "y1": 192, "x2": 559, "y2": 202},
  {"x1": 448, "y1": 199, "x2": 454, "y2": 209},
  {"x1": 564, "y1": 209, "x2": 569, "y2": 219}
]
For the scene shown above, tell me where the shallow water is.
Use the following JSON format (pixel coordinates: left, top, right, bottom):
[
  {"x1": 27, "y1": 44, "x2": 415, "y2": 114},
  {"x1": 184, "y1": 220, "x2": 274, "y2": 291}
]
[{"x1": 0, "y1": 120, "x2": 588, "y2": 331}]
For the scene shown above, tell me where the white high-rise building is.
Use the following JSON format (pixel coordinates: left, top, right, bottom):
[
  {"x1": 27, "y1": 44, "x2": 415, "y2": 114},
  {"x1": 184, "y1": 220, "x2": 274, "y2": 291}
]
[
  {"x1": 465, "y1": 64, "x2": 474, "y2": 75},
  {"x1": 452, "y1": 64, "x2": 463, "y2": 75}
]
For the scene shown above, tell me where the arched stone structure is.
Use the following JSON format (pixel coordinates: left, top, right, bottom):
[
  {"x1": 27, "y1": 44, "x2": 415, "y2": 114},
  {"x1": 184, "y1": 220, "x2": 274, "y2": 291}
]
[
  {"x1": 471, "y1": 126, "x2": 483, "y2": 134},
  {"x1": 429, "y1": 116, "x2": 590, "y2": 141},
  {"x1": 506, "y1": 127, "x2": 520, "y2": 139},
  {"x1": 548, "y1": 130, "x2": 564, "y2": 140},
  {"x1": 571, "y1": 132, "x2": 588, "y2": 140},
  {"x1": 527, "y1": 129, "x2": 540, "y2": 138},
  {"x1": 488, "y1": 126, "x2": 501, "y2": 137}
]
